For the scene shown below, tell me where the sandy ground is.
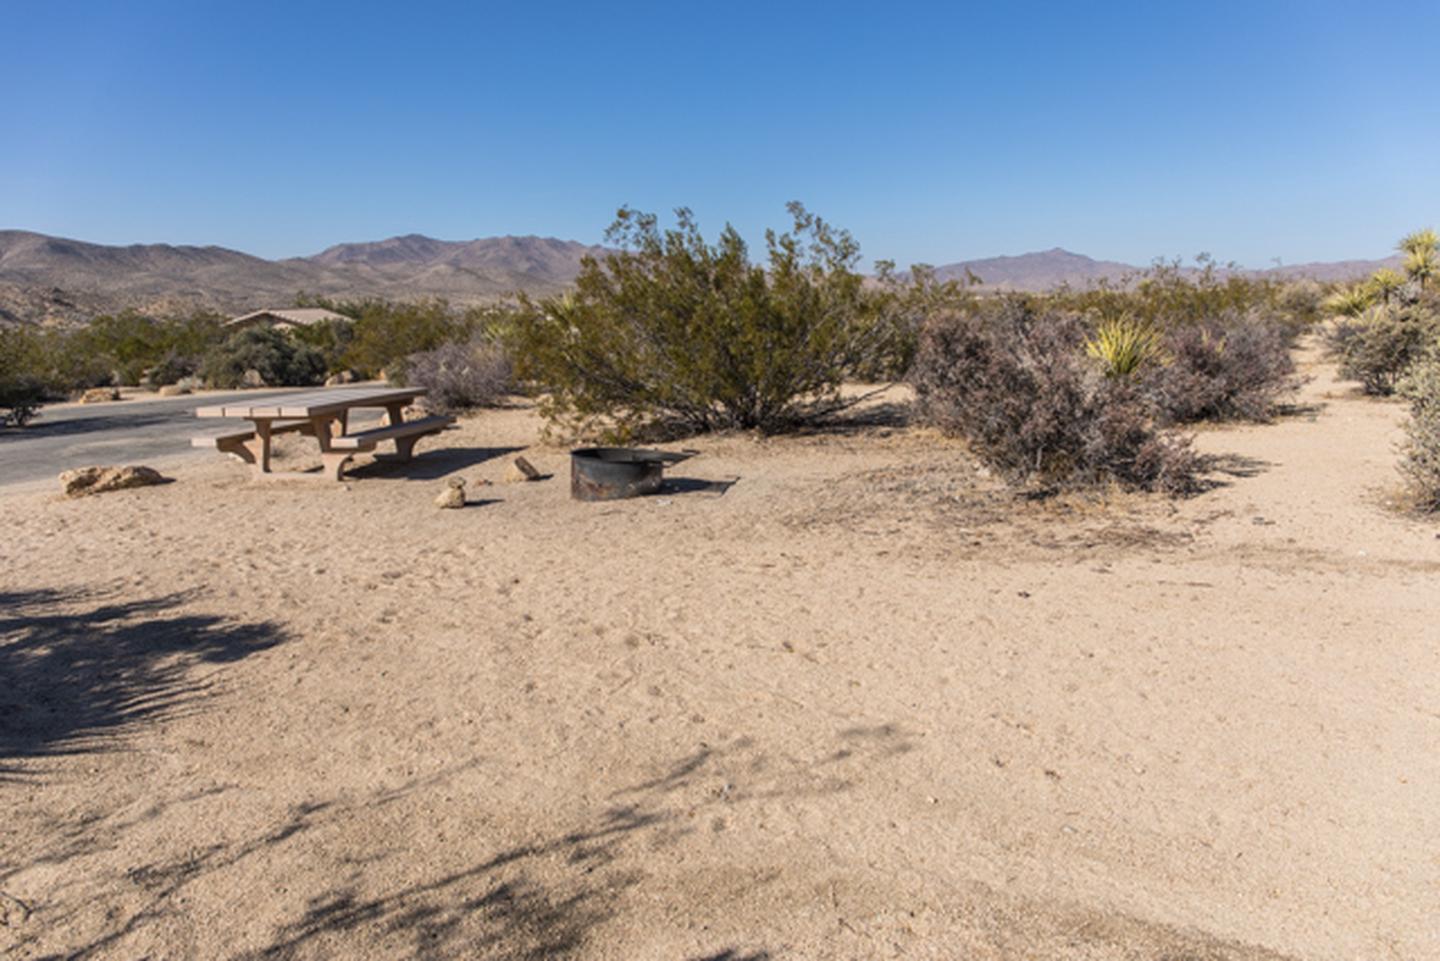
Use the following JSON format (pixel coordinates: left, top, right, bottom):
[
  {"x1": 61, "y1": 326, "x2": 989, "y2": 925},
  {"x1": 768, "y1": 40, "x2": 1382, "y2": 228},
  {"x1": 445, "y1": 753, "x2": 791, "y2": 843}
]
[{"x1": 2, "y1": 344, "x2": 1437, "y2": 960}]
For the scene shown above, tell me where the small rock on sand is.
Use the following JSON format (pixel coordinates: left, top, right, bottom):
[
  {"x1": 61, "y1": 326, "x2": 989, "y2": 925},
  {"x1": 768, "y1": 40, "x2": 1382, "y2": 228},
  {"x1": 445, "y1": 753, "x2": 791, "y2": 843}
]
[
  {"x1": 59, "y1": 465, "x2": 167, "y2": 498},
  {"x1": 435, "y1": 480, "x2": 466, "y2": 509},
  {"x1": 503, "y1": 456, "x2": 542, "y2": 483}
]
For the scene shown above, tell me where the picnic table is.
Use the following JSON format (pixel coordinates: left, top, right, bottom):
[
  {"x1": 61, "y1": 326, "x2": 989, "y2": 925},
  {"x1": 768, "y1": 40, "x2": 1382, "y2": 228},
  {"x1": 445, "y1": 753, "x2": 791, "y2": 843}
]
[{"x1": 193, "y1": 386, "x2": 454, "y2": 481}]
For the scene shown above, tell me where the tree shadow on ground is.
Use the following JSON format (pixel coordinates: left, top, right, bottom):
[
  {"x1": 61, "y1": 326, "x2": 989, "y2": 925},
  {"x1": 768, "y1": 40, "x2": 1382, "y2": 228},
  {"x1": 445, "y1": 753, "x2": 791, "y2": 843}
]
[
  {"x1": 0, "y1": 587, "x2": 286, "y2": 780},
  {"x1": 1198, "y1": 452, "x2": 1274, "y2": 490},
  {"x1": 792, "y1": 399, "x2": 912, "y2": 437},
  {"x1": 0, "y1": 409, "x2": 189, "y2": 442},
  {"x1": 21, "y1": 726, "x2": 918, "y2": 959}
]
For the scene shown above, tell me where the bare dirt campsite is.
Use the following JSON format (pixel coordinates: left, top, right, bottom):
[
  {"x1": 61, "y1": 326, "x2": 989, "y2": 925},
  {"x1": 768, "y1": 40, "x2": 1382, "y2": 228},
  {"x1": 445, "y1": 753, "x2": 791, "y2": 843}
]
[{"x1": 3, "y1": 342, "x2": 1436, "y2": 960}]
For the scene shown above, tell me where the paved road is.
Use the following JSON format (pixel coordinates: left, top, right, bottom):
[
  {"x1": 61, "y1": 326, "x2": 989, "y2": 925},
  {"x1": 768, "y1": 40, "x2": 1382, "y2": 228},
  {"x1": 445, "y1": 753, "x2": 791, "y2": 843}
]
[{"x1": 0, "y1": 390, "x2": 296, "y2": 488}]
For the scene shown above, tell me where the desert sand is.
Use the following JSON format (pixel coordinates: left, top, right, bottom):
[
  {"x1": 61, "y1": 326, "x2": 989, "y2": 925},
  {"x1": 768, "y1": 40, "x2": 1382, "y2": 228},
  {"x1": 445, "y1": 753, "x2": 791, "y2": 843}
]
[{"x1": 3, "y1": 343, "x2": 1437, "y2": 960}]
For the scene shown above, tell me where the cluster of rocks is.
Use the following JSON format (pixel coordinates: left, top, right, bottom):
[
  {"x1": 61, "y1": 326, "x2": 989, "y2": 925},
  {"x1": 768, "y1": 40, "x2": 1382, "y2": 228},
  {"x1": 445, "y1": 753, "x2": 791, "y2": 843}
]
[{"x1": 434, "y1": 456, "x2": 544, "y2": 508}]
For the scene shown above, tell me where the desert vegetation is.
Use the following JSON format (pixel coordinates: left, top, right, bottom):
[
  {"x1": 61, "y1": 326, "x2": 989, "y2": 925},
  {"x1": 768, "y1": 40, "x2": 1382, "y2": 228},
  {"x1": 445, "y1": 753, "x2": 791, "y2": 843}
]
[
  {"x1": 1397, "y1": 350, "x2": 1440, "y2": 510},
  {"x1": 509, "y1": 204, "x2": 910, "y2": 438},
  {"x1": 910, "y1": 301, "x2": 1202, "y2": 493}
]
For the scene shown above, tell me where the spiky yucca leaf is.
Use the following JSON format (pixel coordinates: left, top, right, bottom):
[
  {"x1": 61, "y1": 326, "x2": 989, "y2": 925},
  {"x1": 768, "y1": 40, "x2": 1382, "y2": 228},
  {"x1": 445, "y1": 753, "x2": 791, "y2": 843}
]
[
  {"x1": 1323, "y1": 284, "x2": 1374, "y2": 318},
  {"x1": 1084, "y1": 315, "x2": 1162, "y2": 378},
  {"x1": 1366, "y1": 268, "x2": 1406, "y2": 303}
]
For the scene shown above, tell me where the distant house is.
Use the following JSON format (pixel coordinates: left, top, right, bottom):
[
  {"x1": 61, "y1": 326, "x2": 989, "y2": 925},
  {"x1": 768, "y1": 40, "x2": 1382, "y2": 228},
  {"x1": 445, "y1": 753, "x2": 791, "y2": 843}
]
[{"x1": 225, "y1": 307, "x2": 352, "y2": 330}]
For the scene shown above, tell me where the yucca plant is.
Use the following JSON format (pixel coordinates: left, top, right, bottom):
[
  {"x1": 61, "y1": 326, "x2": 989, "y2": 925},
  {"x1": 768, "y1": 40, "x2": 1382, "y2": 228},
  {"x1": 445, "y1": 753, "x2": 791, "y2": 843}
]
[
  {"x1": 1323, "y1": 283, "x2": 1374, "y2": 319},
  {"x1": 1085, "y1": 315, "x2": 1163, "y2": 378},
  {"x1": 1366, "y1": 268, "x2": 1406, "y2": 305},
  {"x1": 1399, "y1": 228, "x2": 1438, "y2": 290}
]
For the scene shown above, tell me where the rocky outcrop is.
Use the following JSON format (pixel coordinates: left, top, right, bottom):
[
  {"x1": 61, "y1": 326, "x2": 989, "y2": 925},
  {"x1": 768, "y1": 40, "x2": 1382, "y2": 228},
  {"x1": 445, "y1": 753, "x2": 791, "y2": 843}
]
[{"x1": 59, "y1": 465, "x2": 167, "y2": 498}]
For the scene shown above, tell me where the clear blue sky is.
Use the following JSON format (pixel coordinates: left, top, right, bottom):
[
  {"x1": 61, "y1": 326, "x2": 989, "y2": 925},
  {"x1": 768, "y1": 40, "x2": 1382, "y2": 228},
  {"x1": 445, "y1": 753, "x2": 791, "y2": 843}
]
[{"x1": 4, "y1": 0, "x2": 1436, "y2": 268}]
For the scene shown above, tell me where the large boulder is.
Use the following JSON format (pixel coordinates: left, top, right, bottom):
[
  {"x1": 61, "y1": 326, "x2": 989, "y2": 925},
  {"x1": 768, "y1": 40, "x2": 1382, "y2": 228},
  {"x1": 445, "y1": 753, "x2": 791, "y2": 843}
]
[
  {"x1": 242, "y1": 368, "x2": 266, "y2": 388},
  {"x1": 157, "y1": 384, "x2": 191, "y2": 397},
  {"x1": 80, "y1": 387, "x2": 120, "y2": 404},
  {"x1": 59, "y1": 465, "x2": 168, "y2": 498}
]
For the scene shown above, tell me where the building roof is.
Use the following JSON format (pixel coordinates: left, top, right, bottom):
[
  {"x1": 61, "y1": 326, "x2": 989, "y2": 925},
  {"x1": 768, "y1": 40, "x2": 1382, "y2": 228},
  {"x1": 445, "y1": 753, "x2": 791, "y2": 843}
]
[{"x1": 226, "y1": 307, "x2": 352, "y2": 327}]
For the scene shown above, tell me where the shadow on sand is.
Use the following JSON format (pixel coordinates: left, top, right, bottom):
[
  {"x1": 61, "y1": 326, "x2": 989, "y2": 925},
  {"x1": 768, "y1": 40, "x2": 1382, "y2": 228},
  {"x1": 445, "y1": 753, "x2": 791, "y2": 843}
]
[
  {"x1": 349, "y1": 444, "x2": 527, "y2": 481},
  {"x1": 0, "y1": 587, "x2": 287, "y2": 781},
  {"x1": 19, "y1": 724, "x2": 920, "y2": 959}
]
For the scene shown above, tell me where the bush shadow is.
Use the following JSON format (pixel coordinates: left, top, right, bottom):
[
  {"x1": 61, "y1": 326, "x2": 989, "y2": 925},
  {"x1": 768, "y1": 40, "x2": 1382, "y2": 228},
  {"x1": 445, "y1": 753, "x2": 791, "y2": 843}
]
[
  {"x1": 0, "y1": 587, "x2": 286, "y2": 780},
  {"x1": 34, "y1": 724, "x2": 918, "y2": 958}
]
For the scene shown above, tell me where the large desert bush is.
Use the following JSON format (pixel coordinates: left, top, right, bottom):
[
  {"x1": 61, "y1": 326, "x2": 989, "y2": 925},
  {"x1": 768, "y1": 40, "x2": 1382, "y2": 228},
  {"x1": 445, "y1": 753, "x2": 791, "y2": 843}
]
[
  {"x1": 910, "y1": 301, "x2": 1200, "y2": 493},
  {"x1": 400, "y1": 336, "x2": 512, "y2": 413},
  {"x1": 1141, "y1": 312, "x2": 1298, "y2": 423},
  {"x1": 510, "y1": 204, "x2": 906, "y2": 438},
  {"x1": 1329, "y1": 303, "x2": 1440, "y2": 395},
  {"x1": 201, "y1": 326, "x2": 326, "y2": 388},
  {"x1": 1397, "y1": 352, "x2": 1440, "y2": 512}
]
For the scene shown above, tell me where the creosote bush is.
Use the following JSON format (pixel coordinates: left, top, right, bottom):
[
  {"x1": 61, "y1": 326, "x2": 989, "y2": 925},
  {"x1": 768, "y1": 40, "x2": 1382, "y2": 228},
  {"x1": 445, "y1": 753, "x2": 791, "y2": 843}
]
[
  {"x1": 1142, "y1": 312, "x2": 1298, "y2": 423},
  {"x1": 1397, "y1": 353, "x2": 1440, "y2": 511},
  {"x1": 1329, "y1": 304, "x2": 1440, "y2": 395},
  {"x1": 510, "y1": 204, "x2": 907, "y2": 439},
  {"x1": 401, "y1": 336, "x2": 513, "y2": 414},
  {"x1": 910, "y1": 301, "x2": 1201, "y2": 493},
  {"x1": 201, "y1": 326, "x2": 326, "y2": 389}
]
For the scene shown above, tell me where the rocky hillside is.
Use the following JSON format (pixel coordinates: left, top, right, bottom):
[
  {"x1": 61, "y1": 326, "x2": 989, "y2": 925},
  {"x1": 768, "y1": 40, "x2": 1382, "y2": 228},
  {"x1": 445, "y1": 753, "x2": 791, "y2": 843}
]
[{"x1": 0, "y1": 231, "x2": 605, "y2": 325}]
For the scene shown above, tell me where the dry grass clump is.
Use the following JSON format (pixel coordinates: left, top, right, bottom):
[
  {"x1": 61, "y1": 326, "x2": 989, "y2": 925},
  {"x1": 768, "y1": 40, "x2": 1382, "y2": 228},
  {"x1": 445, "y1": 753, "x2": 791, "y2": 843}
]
[
  {"x1": 910, "y1": 301, "x2": 1201, "y2": 494},
  {"x1": 401, "y1": 336, "x2": 513, "y2": 414}
]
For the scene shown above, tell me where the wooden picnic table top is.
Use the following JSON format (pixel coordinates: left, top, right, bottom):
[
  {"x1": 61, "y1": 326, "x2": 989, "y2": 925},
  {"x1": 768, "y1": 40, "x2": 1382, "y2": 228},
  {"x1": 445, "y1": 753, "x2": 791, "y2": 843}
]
[{"x1": 195, "y1": 386, "x2": 426, "y2": 420}]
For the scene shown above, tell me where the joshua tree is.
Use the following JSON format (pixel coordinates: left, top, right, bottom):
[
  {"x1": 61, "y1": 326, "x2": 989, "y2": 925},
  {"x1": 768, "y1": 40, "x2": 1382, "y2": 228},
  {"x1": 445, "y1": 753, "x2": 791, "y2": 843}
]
[
  {"x1": 1399, "y1": 228, "x2": 1438, "y2": 289},
  {"x1": 1367, "y1": 267, "x2": 1406, "y2": 305}
]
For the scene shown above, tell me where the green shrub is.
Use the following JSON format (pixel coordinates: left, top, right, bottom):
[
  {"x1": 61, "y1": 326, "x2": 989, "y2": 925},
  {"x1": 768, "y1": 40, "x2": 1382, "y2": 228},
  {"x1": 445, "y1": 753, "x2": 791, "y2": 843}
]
[
  {"x1": 201, "y1": 326, "x2": 326, "y2": 388},
  {"x1": 289, "y1": 316, "x2": 356, "y2": 375},
  {"x1": 1329, "y1": 304, "x2": 1440, "y2": 395},
  {"x1": 331, "y1": 298, "x2": 469, "y2": 379},
  {"x1": 0, "y1": 377, "x2": 44, "y2": 427},
  {"x1": 1398, "y1": 353, "x2": 1440, "y2": 511},
  {"x1": 510, "y1": 203, "x2": 906, "y2": 438},
  {"x1": 1142, "y1": 312, "x2": 1299, "y2": 423},
  {"x1": 909, "y1": 300, "x2": 1200, "y2": 493},
  {"x1": 146, "y1": 350, "x2": 200, "y2": 387}
]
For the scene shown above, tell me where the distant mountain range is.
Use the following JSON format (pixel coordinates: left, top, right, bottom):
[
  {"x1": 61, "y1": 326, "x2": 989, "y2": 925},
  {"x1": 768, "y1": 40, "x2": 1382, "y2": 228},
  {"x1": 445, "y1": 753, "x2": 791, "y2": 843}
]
[
  {"x1": 931, "y1": 246, "x2": 1405, "y2": 290},
  {"x1": 0, "y1": 229, "x2": 1404, "y2": 325},
  {"x1": 0, "y1": 231, "x2": 605, "y2": 325}
]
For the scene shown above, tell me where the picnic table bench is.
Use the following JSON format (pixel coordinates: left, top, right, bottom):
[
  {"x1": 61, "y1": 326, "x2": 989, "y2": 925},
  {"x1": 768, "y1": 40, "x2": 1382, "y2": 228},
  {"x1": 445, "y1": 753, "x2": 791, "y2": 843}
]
[{"x1": 193, "y1": 386, "x2": 454, "y2": 481}]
